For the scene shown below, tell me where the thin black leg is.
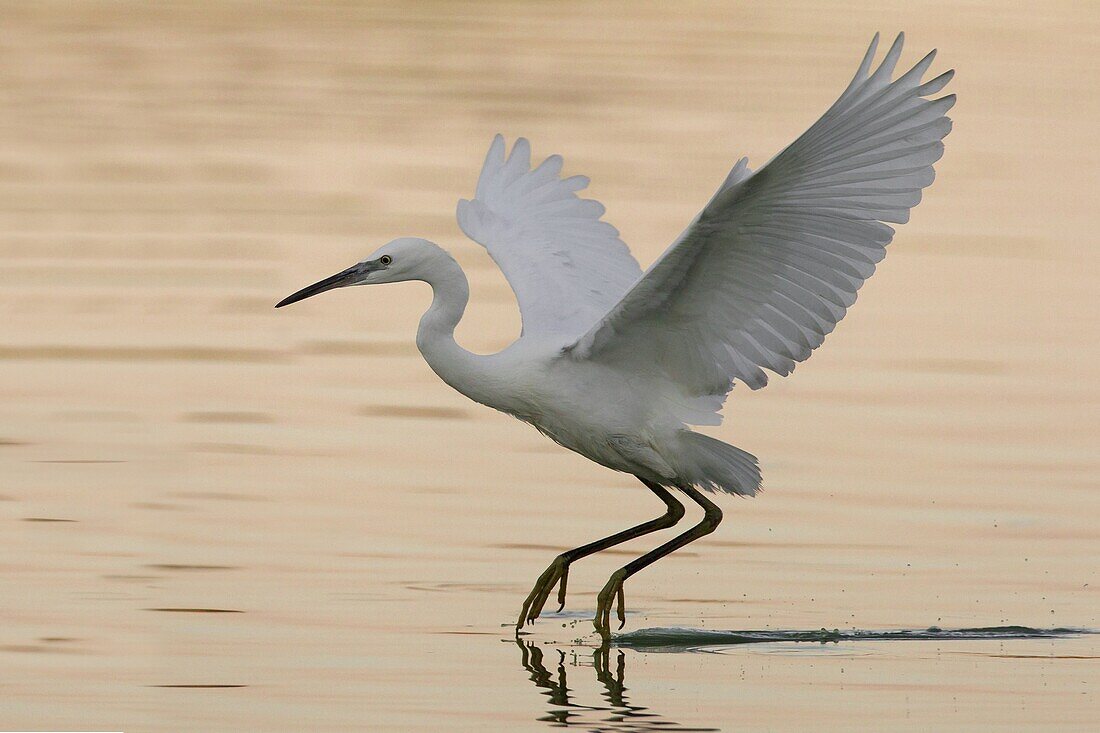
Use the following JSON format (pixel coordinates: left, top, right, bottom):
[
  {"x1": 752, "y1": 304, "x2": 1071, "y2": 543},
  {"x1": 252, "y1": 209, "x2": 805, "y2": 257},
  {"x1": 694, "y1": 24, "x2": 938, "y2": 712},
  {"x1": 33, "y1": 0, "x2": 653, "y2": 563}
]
[
  {"x1": 516, "y1": 477, "x2": 685, "y2": 630},
  {"x1": 593, "y1": 485, "x2": 722, "y2": 636}
]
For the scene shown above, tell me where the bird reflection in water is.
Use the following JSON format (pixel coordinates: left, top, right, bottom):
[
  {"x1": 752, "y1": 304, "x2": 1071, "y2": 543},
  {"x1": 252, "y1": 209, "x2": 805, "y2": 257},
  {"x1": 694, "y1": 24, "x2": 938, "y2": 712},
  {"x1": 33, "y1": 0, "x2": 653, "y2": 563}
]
[{"x1": 516, "y1": 640, "x2": 718, "y2": 731}]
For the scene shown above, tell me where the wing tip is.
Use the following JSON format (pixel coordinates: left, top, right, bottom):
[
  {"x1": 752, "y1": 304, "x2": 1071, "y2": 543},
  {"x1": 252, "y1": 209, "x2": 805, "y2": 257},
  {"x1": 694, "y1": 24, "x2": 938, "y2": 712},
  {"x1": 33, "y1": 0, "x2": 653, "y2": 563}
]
[
  {"x1": 486, "y1": 134, "x2": 507, "y2": 166},
  {"x1": 509, "y1": 137, "x2": 532, "y2": 167},
  {"x1": 933, "y1": 67, "x2": 956, "y2": 84},
  {"x1": 841, "y1": 32, "x2": 882, "y2": 99},
  {"x1": 865, "y1": 32, "x2": 880, "y2": 62},
  {"x1": 455, "y1": 197, "x2": 482, "y2": 241},
  {"x1": 744, "y1": 371, "x2": 769, "y2": 390},
  {"x1": 879, "y1": 31, "x2": 906, "y2": 73},
  {"x1": 564, "y1": 174, "x2": 590, "y2": 191}
]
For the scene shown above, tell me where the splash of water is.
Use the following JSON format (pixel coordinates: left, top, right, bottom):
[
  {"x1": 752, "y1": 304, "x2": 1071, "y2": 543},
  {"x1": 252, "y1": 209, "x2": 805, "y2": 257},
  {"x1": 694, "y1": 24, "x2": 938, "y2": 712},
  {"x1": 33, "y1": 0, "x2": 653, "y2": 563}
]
[{"x1": 614, "y1": 625, "x2": 1091, "y2": 652}]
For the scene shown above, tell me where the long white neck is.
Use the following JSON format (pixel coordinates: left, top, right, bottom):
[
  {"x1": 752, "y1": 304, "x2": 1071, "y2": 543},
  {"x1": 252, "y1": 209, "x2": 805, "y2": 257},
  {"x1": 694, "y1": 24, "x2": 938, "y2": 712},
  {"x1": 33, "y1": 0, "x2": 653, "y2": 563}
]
[{"x1": 414, "y1": 252, "x2": 482, "y2": 398}]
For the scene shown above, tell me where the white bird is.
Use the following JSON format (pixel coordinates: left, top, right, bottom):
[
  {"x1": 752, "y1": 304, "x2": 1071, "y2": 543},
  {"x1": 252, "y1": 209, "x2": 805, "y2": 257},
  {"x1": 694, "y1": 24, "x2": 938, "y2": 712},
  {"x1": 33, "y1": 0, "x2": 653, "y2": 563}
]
[{"x1": 277, "y1": 33, "x2": 954, "y2": 637}]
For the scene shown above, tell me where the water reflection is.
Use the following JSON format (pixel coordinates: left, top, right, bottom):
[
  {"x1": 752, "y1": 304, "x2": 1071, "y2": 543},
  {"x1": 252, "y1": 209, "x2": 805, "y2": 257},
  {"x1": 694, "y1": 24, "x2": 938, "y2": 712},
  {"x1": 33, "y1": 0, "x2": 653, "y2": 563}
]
[
  {"x1": 515, "y1": 626, "x2": 1091, "y2": 730},
  {"x1": 516, "y1": 640, "x2": 719, "y2": 732}
]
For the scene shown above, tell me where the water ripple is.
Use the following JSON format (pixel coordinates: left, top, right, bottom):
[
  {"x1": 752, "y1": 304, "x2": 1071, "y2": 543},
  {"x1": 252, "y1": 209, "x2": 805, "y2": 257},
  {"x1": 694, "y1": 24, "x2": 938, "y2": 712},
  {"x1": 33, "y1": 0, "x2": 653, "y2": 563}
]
[{"x1": 614, "y1": 625, "x2": 1092, "y2": 652}]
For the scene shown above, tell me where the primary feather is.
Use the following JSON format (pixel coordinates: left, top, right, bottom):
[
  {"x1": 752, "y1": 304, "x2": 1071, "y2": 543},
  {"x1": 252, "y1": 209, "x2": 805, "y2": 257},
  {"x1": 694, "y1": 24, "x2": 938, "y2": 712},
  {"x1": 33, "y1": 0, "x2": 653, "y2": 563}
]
[{"x1": 568, "y1": 32, "x2": 954, "y2": 413}]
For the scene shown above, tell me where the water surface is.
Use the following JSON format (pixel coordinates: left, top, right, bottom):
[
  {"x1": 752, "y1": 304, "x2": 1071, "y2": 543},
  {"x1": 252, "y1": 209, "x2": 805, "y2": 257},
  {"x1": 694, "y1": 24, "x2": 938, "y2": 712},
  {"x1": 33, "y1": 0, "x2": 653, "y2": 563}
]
[{"x1": 1, "y1": 1, "x2": 1097, "y2": 731}]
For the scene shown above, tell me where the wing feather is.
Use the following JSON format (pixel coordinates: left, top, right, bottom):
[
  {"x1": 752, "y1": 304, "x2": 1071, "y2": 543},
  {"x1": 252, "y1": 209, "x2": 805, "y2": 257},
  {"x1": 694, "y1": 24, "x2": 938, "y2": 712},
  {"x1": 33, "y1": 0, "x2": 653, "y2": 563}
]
[
  {"x1": 457, "y1": 136, "x2": 643, "y2": 340},
  {"x1": 567, "y1": 33, "x2": 954, "y2": 415}
]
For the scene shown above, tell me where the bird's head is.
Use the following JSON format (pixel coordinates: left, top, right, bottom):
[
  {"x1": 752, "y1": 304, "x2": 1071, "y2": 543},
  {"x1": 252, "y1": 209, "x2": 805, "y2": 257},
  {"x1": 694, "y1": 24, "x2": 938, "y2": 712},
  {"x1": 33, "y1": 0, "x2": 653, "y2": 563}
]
[{"x1": 275, "y1": 237, "x2": 443, "y2": 307}]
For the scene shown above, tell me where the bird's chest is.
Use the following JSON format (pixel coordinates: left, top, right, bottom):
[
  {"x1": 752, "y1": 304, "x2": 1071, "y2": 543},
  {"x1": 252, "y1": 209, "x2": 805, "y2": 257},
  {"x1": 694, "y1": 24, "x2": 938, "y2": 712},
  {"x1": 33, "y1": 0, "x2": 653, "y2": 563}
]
[{"x1": 496, "y1": 368, "x2": 645, "y2": 465}]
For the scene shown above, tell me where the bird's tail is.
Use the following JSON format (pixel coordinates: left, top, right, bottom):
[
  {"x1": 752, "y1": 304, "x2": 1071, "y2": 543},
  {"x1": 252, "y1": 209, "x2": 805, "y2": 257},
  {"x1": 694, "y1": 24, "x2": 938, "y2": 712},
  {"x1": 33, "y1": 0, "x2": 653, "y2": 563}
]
[{"x1": 678, "y1": 432, "x2": 761, "y2": 496}]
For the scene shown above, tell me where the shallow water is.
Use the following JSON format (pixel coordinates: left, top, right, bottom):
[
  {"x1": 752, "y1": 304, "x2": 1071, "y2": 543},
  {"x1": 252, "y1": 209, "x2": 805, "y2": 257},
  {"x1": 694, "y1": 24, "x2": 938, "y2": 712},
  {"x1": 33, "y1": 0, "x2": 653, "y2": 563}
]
[
  {"x1": 615, "y1": 625, "x2": 1093, "y2": 650},
  {"x1": 1, "y1": 1, "x2": 1098, "y2": 731}
]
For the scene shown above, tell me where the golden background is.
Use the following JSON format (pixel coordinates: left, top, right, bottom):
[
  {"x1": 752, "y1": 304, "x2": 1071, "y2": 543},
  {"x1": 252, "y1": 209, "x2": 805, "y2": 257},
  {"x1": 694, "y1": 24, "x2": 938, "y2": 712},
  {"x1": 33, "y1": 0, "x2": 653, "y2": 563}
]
[{"x1": 2, "y1": 2, "x2": 1097, "y2": 730}]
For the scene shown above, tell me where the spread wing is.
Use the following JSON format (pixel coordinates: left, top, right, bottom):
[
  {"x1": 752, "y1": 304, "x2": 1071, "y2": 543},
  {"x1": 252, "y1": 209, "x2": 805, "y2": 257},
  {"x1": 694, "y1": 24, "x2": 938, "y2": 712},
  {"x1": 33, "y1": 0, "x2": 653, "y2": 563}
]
[
  {"x1": 567, "y1": 33, "x2": 955, "y2": 411},
  {"x1": 457, "y1": 135, "x2": 643, "y2": 340}
]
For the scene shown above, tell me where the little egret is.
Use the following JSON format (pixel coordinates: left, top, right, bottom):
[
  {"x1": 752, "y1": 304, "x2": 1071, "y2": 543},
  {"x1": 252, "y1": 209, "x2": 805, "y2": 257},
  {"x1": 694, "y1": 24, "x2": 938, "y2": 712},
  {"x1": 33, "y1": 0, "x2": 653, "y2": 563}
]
[{"x1": 277, "y1": 33, "x2": 953, "y2": 637}]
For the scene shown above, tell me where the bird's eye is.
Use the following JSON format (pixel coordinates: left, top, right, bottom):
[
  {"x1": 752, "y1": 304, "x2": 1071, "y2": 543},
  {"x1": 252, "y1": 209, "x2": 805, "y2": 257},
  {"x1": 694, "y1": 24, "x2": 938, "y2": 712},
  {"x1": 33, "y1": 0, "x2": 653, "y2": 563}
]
[{"x1": 379, "y1": 255, "x2": 393, "y2": 266}]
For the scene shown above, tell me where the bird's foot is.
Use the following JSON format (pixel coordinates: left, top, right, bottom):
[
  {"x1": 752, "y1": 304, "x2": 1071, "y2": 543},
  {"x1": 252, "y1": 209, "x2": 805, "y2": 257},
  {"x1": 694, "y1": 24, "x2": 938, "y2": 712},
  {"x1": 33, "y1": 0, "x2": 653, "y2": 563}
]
[
  {"x1": 593, "y1": 569, "x2": 628, "y2": 638},
  {"x1": 516, "y1": 554, "x2": 570, "y2": 631}
]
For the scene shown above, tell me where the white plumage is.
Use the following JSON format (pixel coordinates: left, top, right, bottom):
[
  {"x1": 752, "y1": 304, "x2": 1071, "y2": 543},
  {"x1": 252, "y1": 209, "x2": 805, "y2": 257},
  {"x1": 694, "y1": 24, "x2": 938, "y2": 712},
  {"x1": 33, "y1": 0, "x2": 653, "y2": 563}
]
[
  {"x1": 277, "y1": 33, "x2": 954, "y2": 635},
  {"x1": 457, "y1": 136, "x2": 643, "y2": 340},
  {"x1": 573, "y1": 32, "x2": 953, "y2": 397}
]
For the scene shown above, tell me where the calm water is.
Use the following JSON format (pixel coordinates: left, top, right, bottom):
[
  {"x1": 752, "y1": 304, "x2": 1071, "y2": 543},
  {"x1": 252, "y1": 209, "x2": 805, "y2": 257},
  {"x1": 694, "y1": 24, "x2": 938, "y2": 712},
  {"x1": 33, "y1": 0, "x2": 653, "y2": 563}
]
[{"x1": 2, "y1": 2, "x2": 1098, "y2": 730}]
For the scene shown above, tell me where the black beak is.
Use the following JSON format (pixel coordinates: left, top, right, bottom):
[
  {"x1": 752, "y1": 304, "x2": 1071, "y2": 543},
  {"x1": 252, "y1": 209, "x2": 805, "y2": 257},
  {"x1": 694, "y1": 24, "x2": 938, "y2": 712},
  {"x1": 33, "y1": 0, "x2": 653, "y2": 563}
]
[{"x1": 275, "y1": 265, "x2": 362, "y2": 308}]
